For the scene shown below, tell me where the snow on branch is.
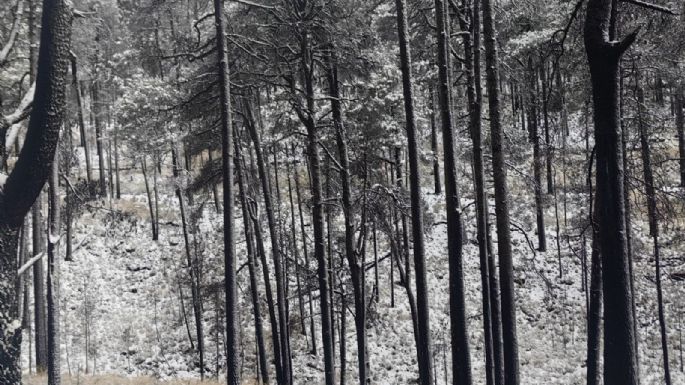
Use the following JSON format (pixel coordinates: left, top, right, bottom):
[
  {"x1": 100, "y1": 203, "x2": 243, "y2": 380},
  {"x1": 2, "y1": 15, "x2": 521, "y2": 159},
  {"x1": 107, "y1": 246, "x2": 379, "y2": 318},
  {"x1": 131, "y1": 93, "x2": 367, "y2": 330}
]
[
  {"x1": 621, "y1": 0, "x2": 679, "y2": 15},
  {"x1": 3, "y1": 82, "x2": 36, "y2": 150}
]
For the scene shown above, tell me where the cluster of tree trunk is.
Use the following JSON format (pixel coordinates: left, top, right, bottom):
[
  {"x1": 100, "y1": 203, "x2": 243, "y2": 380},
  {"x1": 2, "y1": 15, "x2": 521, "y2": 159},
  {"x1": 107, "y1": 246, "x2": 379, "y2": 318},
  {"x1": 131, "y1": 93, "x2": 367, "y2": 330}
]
[{"x1": 2, "y1": 1, "x2": 683, "y2": 385}]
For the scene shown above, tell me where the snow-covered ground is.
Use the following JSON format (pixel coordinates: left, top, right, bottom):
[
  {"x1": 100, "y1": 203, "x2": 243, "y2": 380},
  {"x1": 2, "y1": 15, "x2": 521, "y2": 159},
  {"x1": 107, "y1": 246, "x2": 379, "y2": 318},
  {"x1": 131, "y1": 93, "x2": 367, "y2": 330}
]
[{"x1": 20, "y1": 113, "x2": 685, "y2": 384}]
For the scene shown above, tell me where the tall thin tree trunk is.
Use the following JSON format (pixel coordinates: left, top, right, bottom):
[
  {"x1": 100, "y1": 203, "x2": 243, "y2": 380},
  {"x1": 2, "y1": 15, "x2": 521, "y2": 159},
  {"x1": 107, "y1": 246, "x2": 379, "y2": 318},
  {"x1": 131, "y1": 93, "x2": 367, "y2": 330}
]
[
  {"x1": 249, "y1": 179, "x2": 284, "y2": 384},
  {"x1": 540, "y1": 60, "x2": 554, "y2": 194},
  {"x1": 635, "y1": 75, "x2": 671, "y2": 385},
  {"x1": 528, "y1": 57, "x2": 547, "y2": 252},
  {"x1": 213, "y1": 2, "x2": 238, "y2": 382},
  {"x1": 113, "y1": 125, "x2": 120, "y2": 198},
  {"x1": 291, "y1": 17, "x2": 336, "y2": 383},
  {"x1": 309, "y1": 126, "x2": 335, "y2": 385},
  {"x1": 619, "y1": 69, "x2": 640, "y2": 365},
  {"x1": 286, "y1": 151, "x2": 307, "y2": 341},
  {"x1": 675, "y1": 85, "x2": 685, "y2": 187},
  {"x1": 47, "y1": 149, "x2": 61, "y2": 385},
  {"x1": 236, "y1": 135, "x2": 270, "y2": 385},
  {"x1": 462, "y1": 1, "x2": 496, "y2": 383},
  {"x1": 586, "y1": 223, "x2": 602, "y2": 385},
  {"x1": 482, "y1": 0, "x2": 520, "y2": 382},
  {"x1": 208, "y1": 149, "x2": 222, "y2": 212},
  {"x1": 430, "y1": 90, "x2": 441, "y2": 195},
  {"x1": 107, "y1": 140, "x2": 114, "y2": 200},
  {"x1": 325, "y1": 161, "x2": 336, "y2": 370},
  {"x1": 172, "y1": 145, "x2": 205, "y2": 380},
  {"x1": 152, "y1": 153, "x2": 161, "y2": 239},
  {"x1": 244, "y1": 99, "x2": 291, "y2": 385},
  {"x1": 69, "y1": 53, "x2": 92, "y2": 184},
  {"x1": 372, "y1": 222, "x2": 380, "y2": 304},
  {"x1": 141, "y1": 156, "x2": 158, "y2": 240},
  {"x1": 433, "y1": 0, "x2": 472, "y2": 383},
  {"x1": 91, "y1": 81, "x2": 106, "y2": 197},
  {"x1": 65, "y1": 134, "x2": 73, "y2": 262},
  {"x1": 33, "y1": 196, "x2": 48, "y2": 373},
  {"x1": 326, "y1": 48, "x2": 369, "y2": 385},
  {"x1": 293, "y1": 144, "x2": 317, "y2": 356},
  {"x1": 386, "y1": 220, "x2": 419, "y2": 347}
]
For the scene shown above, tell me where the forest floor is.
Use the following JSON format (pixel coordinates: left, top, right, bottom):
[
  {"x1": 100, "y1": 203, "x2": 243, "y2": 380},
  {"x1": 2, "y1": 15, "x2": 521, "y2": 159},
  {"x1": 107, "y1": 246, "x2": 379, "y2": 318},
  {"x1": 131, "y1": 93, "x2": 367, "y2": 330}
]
[
  {"x1": 23, "y1": 374, "x2": 225, "y2": 385},
  {"x1": 18, "y1": 126, "x2": 685, "y2": 384}
]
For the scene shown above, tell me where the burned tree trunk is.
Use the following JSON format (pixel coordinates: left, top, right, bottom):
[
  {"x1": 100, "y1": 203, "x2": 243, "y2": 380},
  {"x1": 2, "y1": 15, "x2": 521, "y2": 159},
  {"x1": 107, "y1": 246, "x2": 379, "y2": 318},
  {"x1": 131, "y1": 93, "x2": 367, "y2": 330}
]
[
  {"x1": 461, "y1": 1, "x2": 496, "y2": 383},
  {"x1": 396, "y1": 0, "x2": 436, "y2": 383},
  {"x1": 482, "y1": 0, "x2": 520, "y2": 382},
  {"x1": 584, "y1": 0, "x2": 639, "y2": 383},
  {"x1": 213, "y1": 1, "x2": 238, "y2": 382},
  {"x1": 434, "y1": 0, "x2": 472, "y2": 384},
  {"x1": 0, "y1": 0, "x2": 73, "y2": 381}
]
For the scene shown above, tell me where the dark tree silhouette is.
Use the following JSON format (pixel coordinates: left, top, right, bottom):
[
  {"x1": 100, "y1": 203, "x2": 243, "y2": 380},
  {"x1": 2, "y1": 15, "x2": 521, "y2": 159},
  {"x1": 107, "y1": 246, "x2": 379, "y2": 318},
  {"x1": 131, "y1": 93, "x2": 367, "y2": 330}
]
[
  {"x1": 584, "y1": 0, "x2": 639, "y2": 383},
  {"x1": 0, "y1": 0, "x2": 73, "y2": 382}
]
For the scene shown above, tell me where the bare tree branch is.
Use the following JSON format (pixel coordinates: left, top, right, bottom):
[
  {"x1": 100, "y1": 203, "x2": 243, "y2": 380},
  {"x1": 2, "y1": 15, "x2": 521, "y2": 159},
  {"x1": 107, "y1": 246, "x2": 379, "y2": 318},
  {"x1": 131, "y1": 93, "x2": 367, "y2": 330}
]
[{"x1": 621, "y1": 0, "x2": 679, "y2": 15}]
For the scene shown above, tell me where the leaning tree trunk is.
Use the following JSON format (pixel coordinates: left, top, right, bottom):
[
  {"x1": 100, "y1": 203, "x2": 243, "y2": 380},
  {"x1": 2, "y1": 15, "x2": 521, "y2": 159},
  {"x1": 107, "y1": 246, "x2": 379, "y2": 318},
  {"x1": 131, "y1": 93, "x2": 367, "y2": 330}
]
[
  {"x1": 584, "y1": 0, "x2": 639, "y2": 383},
  {"x1": 171, "y1": 145, "x2": 204, "y2": 380},
  {"x1": 236, "y1": 134, "x2": 270, "y2": 385},
  {"x1": 248, "y1": 174, "x2": 284, "y2": 384},
  {"x1": 244, "y1": 99, "x2": 291, "y2": 385},
  {"x1": 433, "y1": 0, "x2": 472, "y2": 384},
  {"x1": 0, "y1": 0, "x2": 72, "y2": 382},
  {"x1": 482, "y1": 0, "x2": 520, "y2": 383},
  {"x1": 212, "y1": 1, "x2": 238, "y2": 383}
]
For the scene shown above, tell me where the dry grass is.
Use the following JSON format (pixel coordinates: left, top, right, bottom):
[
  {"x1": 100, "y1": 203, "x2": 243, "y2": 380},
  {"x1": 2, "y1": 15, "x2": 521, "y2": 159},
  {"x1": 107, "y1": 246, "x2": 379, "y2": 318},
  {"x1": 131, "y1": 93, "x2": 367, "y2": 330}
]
[{"x1": 23, "y1": 374, "x2": 256, "y2": 385}]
